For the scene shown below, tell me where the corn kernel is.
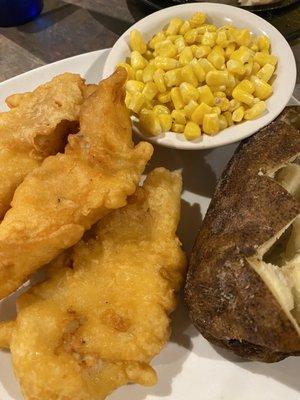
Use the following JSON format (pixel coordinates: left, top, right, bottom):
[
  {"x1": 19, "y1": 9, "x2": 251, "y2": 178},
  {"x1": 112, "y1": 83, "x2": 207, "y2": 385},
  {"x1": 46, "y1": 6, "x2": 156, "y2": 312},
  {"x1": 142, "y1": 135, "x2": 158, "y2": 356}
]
[
  {"x1": 230, "y1": 46, "x2": 252, "y2": 63},
  {"x1": 179, "y1": 20, "x2": 191, "y2": 35},
  {"x1": 144, "y1": 50, "x2": 154, "y2": 61},
  {"x1": 175, "y1": 37, "x2": 186, "y2": 53},
  {"x1": 211, "y1": 106, "x2": 221, "y2": 115},
  {"x1": 153, "y1": 69, "x2": 166, "y2": 93},
  {"x1": 199, "y1": 24, "x2": 217, "y2": 33},
  {"x1": 184, "y1": 29, "x2": 199, "y2": 44},
  {"x1": 179, "y1": 47, "x2": 194, "y2": 65},
  {"x1": 181, "y1": 65, "x2": 198, "y2": 87},
  {"x1": 207, "y1": 50, "x2": 225, "y2": 69},
  {"x1": 190, "y1": 12, "x2": 206, "y2": 28},
  {"x1": 203, "y1": 113, "x2": 220, "y2": 135},
  {"x1": 213, "y1": 45, "x2": 225, "y2": 56},
  {"x1": 129, "y1": 30, "x2": 147, "y2": 54},
  {"x1": 232, "y1": 87, "x2": 254, "y2": 105},
  {"x1": 126, "y1": 80, "x2": 145, "y2": 94},
  {"x1": 202, "y1": 31, "x2": 216, "y2": 47},
  {"x1": 244, "y1": 58, "x2": 253, "y2": 77},
  {"x1": 214, "y1": 91, "x2": 226, "y2": 98},
  {"x1": 142, "y1": 64, "x2": 156, "y2": 83},
  {"x1": 216, "y1": 31, "x2": 227, "y2": 46},
  {"x1": 252, "y1": 62, "x2": 261, "y2": 75},
  {"x1": 125, "y1": 92, "x2": 132, "y2": 109},
  {"x1": 142, "y1": 82, "x2": 158, "y2": 101},
  {"x1": 166, "y1": 18, "x2": 184, "y2": 35},
  {"x1": 237, "y1": 79, "x2": 255, "y2": 94},
  {"x1": 158, "y1": 114, "x2": 172, "y2": 132},
  {"x1": 172, "y1": 123, "x2": 185, "y2": 133},
  {"x1": 235, "y1": 29, "x2": 251, "y2": 47},
  {"x1": 170, "y1": 87, "x2": 184, "y2": 110},
  {"x1": 117, "y1": 62, "x2": 135, "y2": 79},
  {"x1": 164, "y1": 68, "x2": 182, "y2": 87},
  {"x1": 232, "y1": 105, "x2": 245, "y2": 122},
  {"x1": 190, "y1": 44, "x2": 199, "y2": 56},
  {"x1": 229, "y1": 99, "x2": 241, "y2": 111},
  {"x1": 244, "y1": 101, "x2": 266, "y2": 120},
  {"x1": 155, "y1": 39, "x2": 177, "y2": 58},
  {"x1": 131, "y1": 51, "x2": 148, "y2": 70},
  {"x1": 184, "y1": 100, "x2": 199, "y2": 118},
  {"x1": 198, "y1": 85, "x2": 214, "y2": 106},
  {"x1": 254, "y1": 52, "x2": 277, "y2": 66},
  {"x1": 184, "y1": 121, "x2": 201, "y2": 140},
  {"x1": 251, "y1": 76, "x2": 273, "y2": 100},
  {"x1": 256, "y1": 63, "x2": 275, "y2": 82},
  {"x1": 180, "y1": 82, "x2": 199, "y2": 104},
  {"x1": 217, "y1": 97, "x2": 229, "y2": 111},
  {"x1": 149, "y1": 32, "x2": 166, "y2": 49},
  {"x1": 153, "y1": 56, "x2": 179, "y2": 70},
  {"x1": 171, "y1": 109, "x2": 186, "y2": 124},
  {"x1": 153, "y1": 105, "x2": 170, "y2": 115},
  {"x1": 257, "y1": 35, "x2": 270, "y2": 52},
  {"x1": 225, "y1": 43, "x2": 236, "y2": 60},
  {"x1": 168, "y1": 35, "x2": 181, "y2": 43},
  {"x1": 139, "y1": 111, "x2": 162, "y2": 135},
  {"x1": 219, "y1": 114, "x2": 228, "y2": 130},
  {"x1": 157, "y1": 91, "x2": 171, "y2": 103},
  {"x1": 226, "y1": 59, "x2": 245, "y2": 75},
  {"x1": 191, "y1": 102, "x2": 212, "y2": 124},
  {"x1": 198, "y1": 58, "x2": 215, "y2": 73},
  {"x1": 128, "y1": 92, "x2": 145, "y2": 113},
  {"x1": 135, "y1": 69, "x2": 143, "y2": 81},
  {"x1": 195, "y1": 45, "x2": 211, "y2": 58},
  {"x1": 223, "y1": 111, "x2": 233, "y2": 126},
  {"x1": 190, "y1": 60, "x2": 206, "y2": 83},
  {"x1": 206, "y1": 70, "x2": 229, "y2": 87}
]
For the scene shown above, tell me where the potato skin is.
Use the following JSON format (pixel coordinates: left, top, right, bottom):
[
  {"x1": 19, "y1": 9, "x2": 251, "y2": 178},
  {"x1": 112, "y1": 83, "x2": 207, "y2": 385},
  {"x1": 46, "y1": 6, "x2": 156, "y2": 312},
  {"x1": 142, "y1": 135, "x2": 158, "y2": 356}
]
[{"x1": 185, "y1": 107, "x2": 300, "y2": 362}]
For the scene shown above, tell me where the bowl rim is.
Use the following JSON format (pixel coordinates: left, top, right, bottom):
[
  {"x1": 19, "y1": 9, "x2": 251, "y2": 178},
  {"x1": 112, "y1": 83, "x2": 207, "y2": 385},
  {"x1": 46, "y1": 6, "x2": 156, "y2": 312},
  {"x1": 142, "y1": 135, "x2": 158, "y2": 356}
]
[{"x1": 103, "y1": 2, "x2": 296, "y2": 150}]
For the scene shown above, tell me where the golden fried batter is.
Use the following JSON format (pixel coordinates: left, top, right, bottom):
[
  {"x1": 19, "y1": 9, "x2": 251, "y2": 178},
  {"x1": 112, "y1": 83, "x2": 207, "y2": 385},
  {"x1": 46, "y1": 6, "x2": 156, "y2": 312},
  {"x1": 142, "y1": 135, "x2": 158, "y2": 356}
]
[
  {"x1": 0, "y1": 168, "x2": 186, "y2": 400},
  {"x1": 0, "y1": 68, "x2": 153, "y2": 299},
  {"x1": 0, "y1": 73, "x2": 86, "y2": 219}
]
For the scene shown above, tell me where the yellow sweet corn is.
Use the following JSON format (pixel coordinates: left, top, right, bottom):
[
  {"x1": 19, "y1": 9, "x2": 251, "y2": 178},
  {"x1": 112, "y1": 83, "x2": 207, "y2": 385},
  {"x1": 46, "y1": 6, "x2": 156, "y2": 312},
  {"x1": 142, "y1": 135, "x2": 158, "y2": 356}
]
[
  {"x1": 254, "y1": 52, "x2": 277, "y2": 67},
  {"x1": 117, "y1": 62, "x2": 135, "y2": 79},
  {"x1": 165, "y1": 68, "x2": 182, "y2": 87},
  {"x1": 158, "y1": 113, "x2": 172, "y2": 132},
  {"x1": 190, "y1": 12, "x2": 206, "y2": 28},
  {"x1": 219, "y1": 114, "x2": 228, "y2": 130},
  {"x1": 184, "y1": 121, "x2": 201, "y2": 140},
  {"x1": 229, "y1": 98, "x2": 241, "y2": 111},
  {"x1": 244, "y1": 101, "x2": 266, "y2": 120},
  {"x1": 232, "y1": 105, "x2": 245, "y2": 122},
  {"x1": 125, "y1": 92, "x2": 132, "y2": 109},
  {"x1": 131, "y1": 51, "x2": 148, "y2": 70},
  {"x1": 211, "y1": 106, "x2": 221, "y2": 115},
  {"x1": 170, "y1": 87, "x2": 185, "y2": 110},
  {"x1": 195, "y1": 45, "x2": 211, "y2": 58},
  {"x1": 223, "y1": 111, "x2": 233, "y2": 126},
  {"x1": 230, "y1": 46, "x2": 252, "y2": 64},
  {"x1": 129, "y1": 30, "x2": 147, "y2": 54},
  {"x1": 257, "y1": 35, "x2": 270, "y2": 52},
  {"x1": 184, "y1": 100, "x2": 199, "y2": 118},
  {"x1": 149, "y1": 31, "x2": 166, "y2": 49},
  {"x1": 203, "y1": 113, "x2": 220, "y2": 135},
  {"x1": 252, "y1": 62, "x2": 261, "y2": 75},
  {"x1": 198, "y1": 85, "x2": 214, "y2": 106},
  {"x1": 256, "y1": 63, "x2": 275, "y2": 82},
  {"x1": 226, "y1": 59, "x2": 245, "y2": 75},
  {"x1": 235, "y1": 29, "x2": 251, "y2": 47},
  {"x1": 142, "y1": 82, "x2": 158, "y2": 101},
  {"x1": 190, "y1": 60, "x2": 206, "y2": 83},
  {"x1": 215, "y1": 97, "x2": 230, "y2": 111},
  {"x1": 171, "y1": 109, "x2": 186, "y2": 124},
  {"x1": 155, "y1": 39, "x2": 177, "y2": 58},
  {"x1": 153, "y1": 56, "x2": 179, "y2": 70},
  {"x1": 225, "y1": 43, "x2": 236, "y2": 59},
  {"x1": 202, "y1": 31, "x2": 216, "y2": 47},
  {"x1": 175, "y1": 37, "x2": 186, "y2": 53},
  {"x1": 144, "y1": 50, "x2": 154, "y2": 61},
  {"x1": 198, "y1": 58, "x2": 215, "y2": 73},
  {"x1": 184, "y1": 28, "x2": 199, "y2": 44},
  {"x1": 139, "y1": 111, "x2": 162, "y2": 135},
  {"x1": 153, "y1": 104, "x2": 170, "y2": 115},
  {"x1": 128, "y1": 92, "x2": 145, "y2": 113},
  {"x1": 135, "y1": 69, "x2": 143, "y2": 81},
  {"x1": 142, "y1": 64, "x2": 156, "y2": 83},
  {"x1": 232, "y1": 87, "x2": 254, "y2": 105},
  {"x1": 237, "y1": 79, "x2": 255, "y2": 94},
  {"x1": 179, "y1": 20, "x2": 191, "y2": 35},
  {"x1": 166, "y1": 18, "x2": 184, "y2": 36},
  {"x1": 207, "y1": 50, "x2": 225, "y2": 69},
  {"x1": 178, "y1": 46, "x2": 194, "y2": 65},
  {"x1": 157, "y1": 91, "x2": 171, "y2": 103},
  {"x1": 181, "y1": 64, "x2": 198, "y2": 87},
  {"x1": 251, "y1": 76, "x2": 273, "y2": 100},
  {"x1": 216, "y1": 31, "x2": 227, "y2": 46},
  {"x1": 206, "y1": 70, "x2": 229, "y2": 87},
  {"x1": 191, "y1": 102, "x2": 212, "y2": 124},
  {"x1": 180, "y1": 82, "x2": 199, "y2": 104},
  {"x1": 153, "y1": 69, "x2": 166, "y2": 93},
  {"x1": 126, "y1": 80, "x2": 145, "y2": 94},
  {"x1": 168, "y1": 35, "x2": 181, "y2": 43},
  {"x1": 214, "y1": 91, "x2": 226, "y2": 98},
  {"x1": 244, "y1": 58, "x2": 253, "y2": 77},
  {"x1": 172, "y1": 123, "x2": 185, "y2": 133}
]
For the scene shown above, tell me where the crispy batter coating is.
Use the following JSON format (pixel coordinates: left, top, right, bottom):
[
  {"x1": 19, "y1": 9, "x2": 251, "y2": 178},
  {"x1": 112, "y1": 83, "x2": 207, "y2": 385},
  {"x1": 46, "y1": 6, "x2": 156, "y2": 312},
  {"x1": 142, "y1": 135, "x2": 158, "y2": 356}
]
[
  {"x1": 0, "y1": 68, "x2": 153, "y2": 299},
  {"x1": 0, "y1": 168, "x2": 186, "y2": 400},
  {"x1": 0, "y1": 73, "x2": 87, "y2": 220}
]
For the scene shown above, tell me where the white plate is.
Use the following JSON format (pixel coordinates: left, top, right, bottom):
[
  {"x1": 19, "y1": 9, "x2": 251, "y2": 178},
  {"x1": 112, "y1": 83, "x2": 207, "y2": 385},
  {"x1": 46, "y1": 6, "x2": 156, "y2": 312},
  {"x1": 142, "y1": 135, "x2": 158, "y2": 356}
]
[
  {"x1": 0, "y1": 49, "x2": 299, "y2": 400},
  {"x1": 103, "y1": 3, "x2": 296, "y2": 150}
]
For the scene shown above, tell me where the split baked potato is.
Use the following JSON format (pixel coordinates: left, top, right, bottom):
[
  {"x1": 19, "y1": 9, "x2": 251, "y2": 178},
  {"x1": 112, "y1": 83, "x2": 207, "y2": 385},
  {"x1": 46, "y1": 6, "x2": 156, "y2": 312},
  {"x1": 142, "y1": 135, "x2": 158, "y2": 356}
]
[{"x1": 185, "y1": 106, "x2": 300, "y2": 362}]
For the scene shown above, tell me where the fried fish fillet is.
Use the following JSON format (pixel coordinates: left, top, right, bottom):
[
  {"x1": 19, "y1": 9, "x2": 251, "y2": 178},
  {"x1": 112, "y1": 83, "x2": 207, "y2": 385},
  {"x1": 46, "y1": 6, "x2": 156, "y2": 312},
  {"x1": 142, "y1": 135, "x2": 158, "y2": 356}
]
[
  {"x1": 0, "y1": 73, "x2": 86, "y2": 219},
  {"x1": 0, "y1": 168, "x2": 186, "y2": 400},
  {"x1": 0, "y1": 68, "x2": 153, "y2": 299}
]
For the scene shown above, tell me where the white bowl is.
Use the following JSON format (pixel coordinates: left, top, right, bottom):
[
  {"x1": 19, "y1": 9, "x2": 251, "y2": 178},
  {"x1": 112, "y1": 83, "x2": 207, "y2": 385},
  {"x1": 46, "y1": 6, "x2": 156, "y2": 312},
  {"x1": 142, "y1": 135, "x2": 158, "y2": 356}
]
[{"x1": 103, "y1": 3, "x2": 296, "y2": 150}]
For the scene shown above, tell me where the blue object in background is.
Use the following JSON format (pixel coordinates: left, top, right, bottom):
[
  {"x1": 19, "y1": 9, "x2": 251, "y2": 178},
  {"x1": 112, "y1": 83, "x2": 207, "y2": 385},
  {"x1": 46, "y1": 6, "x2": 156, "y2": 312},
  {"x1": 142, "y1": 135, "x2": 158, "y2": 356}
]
[{"x1": 0, "y1": 0, "x2": 43, "y2": 27}]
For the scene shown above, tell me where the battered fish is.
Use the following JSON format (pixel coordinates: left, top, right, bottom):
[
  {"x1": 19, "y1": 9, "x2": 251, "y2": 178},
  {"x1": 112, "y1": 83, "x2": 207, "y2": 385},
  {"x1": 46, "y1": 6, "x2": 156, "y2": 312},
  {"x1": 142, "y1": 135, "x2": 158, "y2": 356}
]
[
  {"x1": 0, "y1": 73, "x2": 86, "y2": 219},
  {"x1": 0, "y1": 168, "x2": 186, "y2": 400},
  {"x1": 0, "y1": 68, "x2": 153, "y2": 299}
]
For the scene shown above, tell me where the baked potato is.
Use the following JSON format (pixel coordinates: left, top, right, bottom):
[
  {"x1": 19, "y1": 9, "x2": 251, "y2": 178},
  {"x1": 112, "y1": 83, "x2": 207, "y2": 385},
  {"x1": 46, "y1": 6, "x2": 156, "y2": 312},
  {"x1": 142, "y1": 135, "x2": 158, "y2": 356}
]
[{"x1": 185, "y1": 106, "x2": 300, "y2": 362}]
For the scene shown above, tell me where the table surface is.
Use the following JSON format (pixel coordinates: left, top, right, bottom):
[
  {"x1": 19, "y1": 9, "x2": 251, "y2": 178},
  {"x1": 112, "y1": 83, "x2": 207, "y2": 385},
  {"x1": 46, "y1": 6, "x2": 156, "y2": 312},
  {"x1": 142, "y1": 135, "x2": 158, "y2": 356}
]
[{"x1": 0, "y1": 0, "x2": 299, "y2": 99}]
